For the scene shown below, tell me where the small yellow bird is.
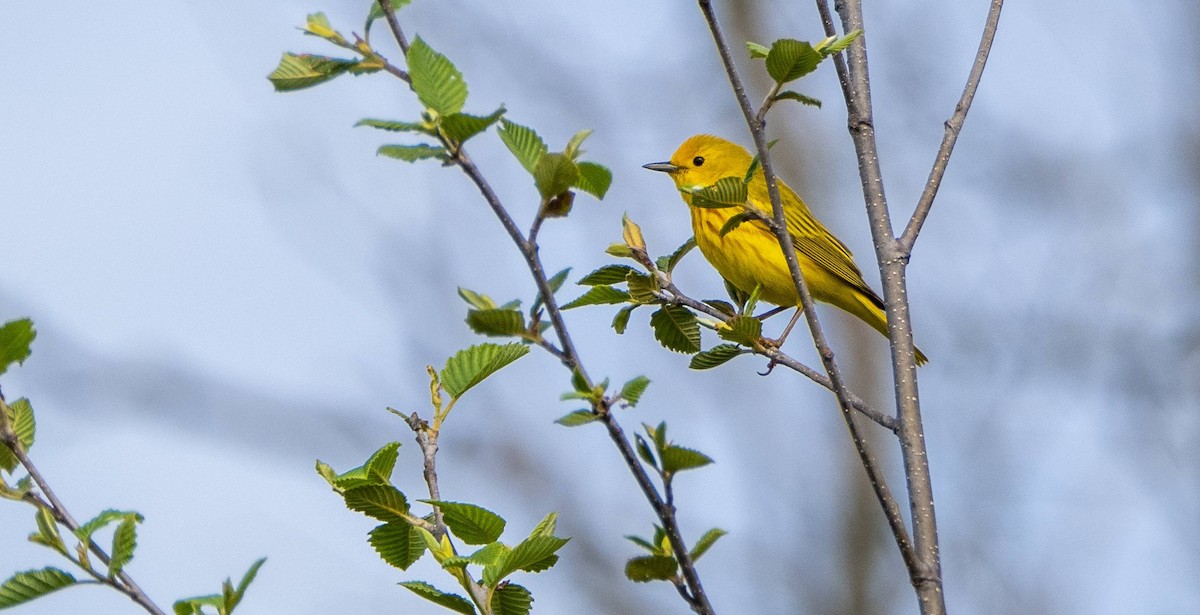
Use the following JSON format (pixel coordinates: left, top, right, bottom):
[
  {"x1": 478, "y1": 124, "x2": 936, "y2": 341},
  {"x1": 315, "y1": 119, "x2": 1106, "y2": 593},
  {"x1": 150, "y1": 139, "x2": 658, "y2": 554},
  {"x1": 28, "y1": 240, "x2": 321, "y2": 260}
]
[{"x1": 644, "y1": 134, "x2": 927, "y2": 365}]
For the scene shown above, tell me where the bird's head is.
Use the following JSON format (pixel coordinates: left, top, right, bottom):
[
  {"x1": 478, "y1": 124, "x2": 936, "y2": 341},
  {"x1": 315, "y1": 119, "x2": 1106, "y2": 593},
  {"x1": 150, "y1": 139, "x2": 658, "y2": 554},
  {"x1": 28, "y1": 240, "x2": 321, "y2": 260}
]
[{"x1": 643, "y1": 135, "x2": 754, "y2": 194}]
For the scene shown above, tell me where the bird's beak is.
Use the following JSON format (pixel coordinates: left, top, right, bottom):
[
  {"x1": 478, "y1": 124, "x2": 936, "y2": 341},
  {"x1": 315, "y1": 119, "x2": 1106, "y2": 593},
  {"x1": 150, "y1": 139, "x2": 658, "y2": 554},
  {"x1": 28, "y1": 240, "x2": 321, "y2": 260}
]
[{"x1": 642, "y1": 161, "x2": 679, "y2": 173}]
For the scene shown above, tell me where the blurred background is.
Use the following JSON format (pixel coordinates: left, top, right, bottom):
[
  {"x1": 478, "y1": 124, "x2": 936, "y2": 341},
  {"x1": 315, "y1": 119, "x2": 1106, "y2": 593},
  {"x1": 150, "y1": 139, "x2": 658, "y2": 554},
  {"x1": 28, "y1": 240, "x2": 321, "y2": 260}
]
[{"x1": 2, "y1": 0, "x2": 1196, "y2": 613}]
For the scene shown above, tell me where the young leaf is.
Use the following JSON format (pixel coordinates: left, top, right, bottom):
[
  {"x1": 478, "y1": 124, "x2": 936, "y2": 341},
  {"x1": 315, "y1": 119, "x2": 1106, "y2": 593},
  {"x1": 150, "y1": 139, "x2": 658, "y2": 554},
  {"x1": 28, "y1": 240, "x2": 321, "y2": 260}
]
[
  {"x1": 493, "y1": 583, "x2": 533, "y2": 615},
  {"x1": 302, "y1": 12, "x2": 346, "y2": 45},
  {"x1": 618, "y1": 376, "x2": 650, "y2": 407},
  {"x1": 458, "y1": 287, "x2": 498, "y2": 310},
  {"x1": 0, "y1": 398, "x2": 35, "y2": 472},
  {"x1": 660, "y1": 445, "x2": 714, "y2": 474},
  {"x1": 689, "y1": 344, "x2": 746, "y2": 370},
  {"x1": 574, "y1": 161, "x2": 612, "y2": 199},
  {"x1": 441, "y1": 343, "x2": 530, "y2": 398},
  {"x1": 441, "y1": 107, "x2": 506, "y2": 145},
  {"x1": 406, "y1": 37, "x2": 468, "y2": 115},
  {"x1": 746, "y1": 41, "x2": 770, "y2": 58},
  {"x1": 355, "y1": 118, "x2": 431, "y2": 134},
  {"x1": 365, "y1": 0, "x2": 414, "y2": 38},
  {"x1": 560, "y1": 286, "x2": 630, "y2": 310},
  {"x1": 690, "y1": 528, "x2": 727, "y2": 561},
  {"x1": 497, "y1": 120, "x2": 547, "y2": 175},
  {"x1": 365, "y1": 441, "x2": 401, "y2": 484},
  {"x1": 343, "y1": 485, "x2": 410, "y2": 523},
  {"x1": 689, "y1": 177, "x2": 748, "y2": 209},
  {"x1": 819, "y1": 29, "x2": 862, "y2": 56},
  {"x1": 624, "y1": 534, "x2": 657, "y2": 553},
  {"x1": 765, "y1": 38, "x2": 822, "y2": 84},
  {"x1": 605, "y1": 243, "x2": 634, "y2": 258},
  {"x1": 108, "y1": 516, "x2": 139, "y2": 577},
  {"x1": 533, "y1": 153, "x2": 579, "y2": 202},
  {"x1": 74, "y1": 509, "x2": 137, "y2": 545},
  {"x1": 649, "y1": 306, "x2": 701, "y2": 354},
  {"x1": 563, "y1": 129, "x2": 592, "y2": 160},
  {"x1": 578, "y1": 265, "x2": 637, "y2": 286},
  {"x1": 267, "y1": 53, "x2": 357, "y2": 92},
  {"x1": 774, "y1": 90, "x2": 822, "y2": 108},
  {"x1": 718, "y1": 315, "x2": 763, "y2": 345},
  {"x1": 611, "y1": 305, "x2": 636, "y2": 334},
  {"x1": 624, "y1": 555, "x2": 677, "y2": 583},
  {"x1": 229, "y1": 558, "x2": 267, "y2": 611},
  {"x1": 702, "y1": 300, "x2": 738, "y2": 318},
  {"x1": 369, "y1": 522, "x2": 425, "y2": 570},
  {"x1": 634, "y1": 434, "x2": 657, "y2": 469},
  {"x1": 31, "y1": 506, "x2": 64, "y2": 555},
  {"x1": 531, "y1": 267, "x2": 571, "y2": 316},
  {"x1": 468, "y1": 542, "x2": 509, "y2": 567},
  {"x1": 555, "y1": 410, "x2": 599, "y2": 427},
  {"x1": 0, "y1": 568, "x2": 76, "y2": 608},
  {"x1": 174, "y1": 594, "x2": 223, "y2": 615},
  {"x1": 485, "y1": 536, "x2": 569, "y2": 585},
  {"x1": 420, "y1": 501, "x2": 505, "y2": 545},
  {"x1": 466, "y1": 309, "x2": 526, "y2": 337},
  {"x1": 718, "y1": 212, "x2": 755, "y2": 237},
  {"x1": 400, "y1": 581, "x2": 476, "y2": 615},
  {"x1": 377, "y1": 144, "x2": 447, "y2": 162},
  {"x1": 744, "y1": 282, "x2": 764, "y2": 315},
  {"x1": 625, "y1": 272, "x2": 658, "y2": 304},
  {"x1": 530, "y1": 512, "x2": 558, "y2": 538},
  {"x1": 656, "y1": 237, "x2": 697, "y2": 273},
  {"x1": 0, "y1": 318, "x2": 35, "y2": 377}
]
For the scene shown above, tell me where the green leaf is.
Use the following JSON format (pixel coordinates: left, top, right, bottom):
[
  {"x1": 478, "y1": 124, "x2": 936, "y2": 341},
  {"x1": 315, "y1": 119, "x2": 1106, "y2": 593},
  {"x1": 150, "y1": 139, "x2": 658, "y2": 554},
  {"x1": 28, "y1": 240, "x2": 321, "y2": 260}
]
[
  {"x1": 555, "y1": 410, "x2": 599, "y2": 427},
  {"x1": 344, "y1": 485, "x2": 410, "y2": 523},
  {"x1": 458, "y1": 287, "x2": 498, "y2": 310},
  {"x1": 442, "y1": 107, "x2": 506, "y2": 145},
  {"x1": 656, "y1": 237, "x2": 697, "y2": 274},
  {"x1": 574, "y1": 162, "x2": 612, "y2": 199},
  {"x1": 421, "y1": 501, "x2": 505, "y2": 545},
  {"x1": 0, "y1": 568, "x2": 76, "y2": 608},
  {"x1": 660, "y1": 445, "x2": 714, "y2": 474},
  {"x1": 625, "y1": 534, "x2": 657, "y2": 553},
  {"x1": 31, "y1": 506, "x2": 64, "y2": 555},
  {"x1": 377, "y1": 144, "x2": 447, "y2": 162},
  {"x1": 611, "y1": 305, "x2": 636, "y2": 334},
  {"x1": 467, "y1": 542, "x2": 509, "y2": 567},
  {"x1": 818, "y1": 29, "x2": 862, "y2": 56},
  {"x1": 725, "y1": 279, "x2": 750, "y2": 312},
  {"x1": 618, "y1": 376, "x2": 650, "y2": 407},
  {"x1": 529, "y1": 512, "x2": 558, "y2": 538},
  {"x1": 174, "y1": 595, "x2": 221, "y2": 615},
  {"x1": 605, "y1": 243, "x2": 634, "y2": 259},
  {"x1": 493, "y1": 583, "x2": 533, "y2": 615},
  {"x1": 765, "y1": 38, "x2": 822, "y2": 84},
  {"x1": 689, "y1": 177, "x2": 748, "y2": 209},
  {"x1": 466, "y1": 309, "x2": 526, "y2": 337},
  {"x1": 533, "y1": 153, "x2": 579, "y2": 202},
  {"x1": 531, "y1": 267, "x2": 571, "y2": 316},
  {"x1": 718, "y1": 315, "x2": 763, "y2": 345},
  {"x1": 649, "y1": 306, "x2": 701, "y2": 354},
  {"x1": 774, "y1": 90, "x2": 822, "y2": 108},
  {"x1": 400, "y1": 581, "x2": 476, "y2": 615},
  {"x1": 231, "y1": 558, "x2": 267, "y2": 607},
  {"x1": 746, "y1": 41, "x2": 770, "y2": 58},
  {"x1": 0, "y1": 398, "x2": 35, "y2": 472},
  {"x1": 563, "y1": 129, "x2": 592, "y2": 160},
  {"x1": 406, "y1": 37, "x2": 468, "y2": 115},
  {"x1": 560, "y1": 286, "x2": 630, "y2": 310},
  {"x1": 689, "y1": 344, "x2": 746, "y2": 370},
  {"x1": 355, "y1": 118, "x2": 431, "y2": 134},
  {"x1": 718, "y1": 212, "x2": 755, "y2": 237},
  {"x1": 497, "y1": 120, "x2": 547, "y2": 175},
  {"x1": 625, "y1": 271, "x2": 659, "y2": 304},
  {"x1": 484, "y1": 536, "x2": 569, "y2": 585},
  {"x1": 744, "y1": 282, "x2": 764, "y2": 315},
  {"x1": 0, "y1": 318, "x2": 35, "y2": 377},
  {"x1": 73, "y1": 510, "x2": 141, "y2": 554},
  {"x1": 441, "y1": 343, "x2": 530, "y2": 399},
  {"x1": 365, "y1": 441, "x2": 401, "y2": 484},
  {"x1": 578, "y1": 265, "x2": 636, "y2": 286},
  {"x1": 634, "y1": 434, "x2": 656, "y2": 468},
  {"x1": 267, "y1": 53, "x2": 357, "y2": 92},
  {"x1": 302, "y1": 12, "x2": 346, "y2": 45},
  {"x1": 369, "y1": 522, "x2": 425, "y2": 570},
  {"x1": 365, "y1": 0, "x2": 413, "y2": 38},
  {"x1": 690, "y1": 528, "x2": 727, "y2": 561},
  {"x1": 703, "y1": 300, "x2": 738, "y2": 318},
  {"x1": 624, "y1": 555, "x2": 677, "y2": 582},
  {"x1": 108, "y1": 515, "x2": 138, "y2": 577}
]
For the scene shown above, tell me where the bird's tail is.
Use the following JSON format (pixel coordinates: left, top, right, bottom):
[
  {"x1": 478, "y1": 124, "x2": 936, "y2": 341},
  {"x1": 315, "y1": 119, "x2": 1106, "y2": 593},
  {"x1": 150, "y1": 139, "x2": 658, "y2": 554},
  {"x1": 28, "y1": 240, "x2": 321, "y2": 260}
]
[{"x1": 847, "y1": 288, "x2": 929, "y2": 366}]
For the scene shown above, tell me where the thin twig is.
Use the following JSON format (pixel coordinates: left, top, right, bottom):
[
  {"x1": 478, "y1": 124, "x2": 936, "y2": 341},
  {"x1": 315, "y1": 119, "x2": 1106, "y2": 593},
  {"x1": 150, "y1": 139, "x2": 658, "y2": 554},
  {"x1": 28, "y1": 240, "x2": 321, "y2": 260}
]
[
  {"x1": 898, "y1": 0, "x2": 1005, "y2": 254},
  {"x1": 376, "y1": 0, "x2": 409, "y2": 53}
]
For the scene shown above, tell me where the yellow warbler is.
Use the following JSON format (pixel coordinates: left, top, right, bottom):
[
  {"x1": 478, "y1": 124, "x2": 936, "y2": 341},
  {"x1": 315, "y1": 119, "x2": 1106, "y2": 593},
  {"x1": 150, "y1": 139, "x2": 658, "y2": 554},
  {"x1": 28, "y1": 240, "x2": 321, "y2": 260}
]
[{"x1": 644, "y1": 135, "x2": 928, "y2": 365}]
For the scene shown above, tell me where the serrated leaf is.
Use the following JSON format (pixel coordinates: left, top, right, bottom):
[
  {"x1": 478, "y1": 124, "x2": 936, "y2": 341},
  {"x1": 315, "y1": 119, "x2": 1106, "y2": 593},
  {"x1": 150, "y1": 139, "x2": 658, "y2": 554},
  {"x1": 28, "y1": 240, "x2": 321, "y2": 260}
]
[
  {"x1": 421, "y1": 501, "x2": 505, "y2": 545},
  {"x1": 611, "y1": 305, "x2": 636, "y2": 334},
  {"x1": 746, "y1": 41, "x2": 770, "y2": 59},
  {"x1": 365, "y1": 0, "x2": 413, "y2": 38},
  {"x1": 774, "y1": 90, "x2": 822, "y2": 108},
  {"x1": 574, "y1": 162, "x2": 612, "y2": 199},
  {"x1": 625, "y1": 555, "x2": 677, "y2": 583},
  {"x1": 485, "y1": 536, "x2": 569, "y2": 585},
  {"x1": 407, "y1": 37, "x2": 467, "y2": 115},
  {"x1": 718, "y1": 212, "x2": 755, "y2": 237},
  {"x1": 657, "y1": 237, "x2": 697, "y2": 273},
  {"x1": 634, "y1": 434, "x2": 656, "y2": 468},
  {"x1": 765, "y1": 38, "x2": 822, "y2": 84},
  {"x1": 819, "y1": 29, "x2": 862, "y2": 56},
  {"x1": 689, "y1": 344, "x2": 746, "y2": 370},
  {"x1": 578, "y1": 265, "x2": 637, "y2": 286},
  {"x1": 268, "y1": 53, "x2": 357, "y2": 92},
  {"x1": 369, "y1": 522, "x2": 425, "y2": 570},
  {"x1": 0, "y1": 568, "x2": 76, "y2": 608},
  {"x1": 625, "y1": 272, "x2": 658, "y2": 304},
  {"x1": 606, "y1": 243, "x2": 634, "y2": 258},
  {"x1": 649, "y1": 306, "x2": 701, "y2": 354},
  {"x1": 400, "y1": 581, "x2": 476, "y2": 615},
  {"x1": 0, "y1": 318, "x2": 35, "y2": 377},
  {"x1": 618, "y1": 376, "x2": 650, "y2": 407},
  {"x1": 441, "y1": 343, "x2": 529, "y2": 398},
  {"x1": 660, "y1": 445, "x2": 714, "y2": 474},
  {"x1": 108, "y1": 516, "x2": 138, "y2": 577},
  {"x1": 0, "y1": 398, "x2": 35, "y2": 472},
  {"x1": 467, "y1": 542, "x2": 509, "y2": 567},
  {"x1": 690, "y1": 528, "x2": 727, "y2": 561},
  {"x1": 377, "y1": 144, "x2": 447, "y2": 162},
  {"x1": 560, "y1": 286, "x2": 630, "y2": 310},
  {"x1": 466, "y1": 309, "x2": 526, "y2": 337},
  {"x1": 355, "y1": 118, "x2": 431, "y2": 134},
  {"x1": 493, "y1": 583, "x2": 533, "y2": 615},
  {"x1": 531, "y1": 267, "x2": 571, "y2": 317},
  {"x1": 497, "y1": 120, "x2": 547, "y2": 175},
  {"x1": 365, "y1": 441, "x2": 401, "y2": 484},
  {"x1": 533, "y1": 153, "x2": 579, "y2": 202},
  {"x1": 689, "y1": 177, "x2": 748, "y2": 209},
  {"x1": 442, "y1": 107, "x2": 506, "y2": 145},
  {"x1": 718, "y1": 315, "x2": 763, "y2": 345},
  {"x1": 530, "y1": 512, "x2": 557, "y2": 538},
  {"x1": 458, "y1": 287, "x2": 498, "y2": 310},
  {"x1": 344, "y1": 485, "x2": 410, "y2": 523},
  {"x1": 563, "y1": 129, "x2": 592, "y2": 160},
  {"x1": 74, "y1": 509, "x2": 139, "y2": 548},
  {"x1": 555, "y1": 410, "x2": 599, "y2": 427}
]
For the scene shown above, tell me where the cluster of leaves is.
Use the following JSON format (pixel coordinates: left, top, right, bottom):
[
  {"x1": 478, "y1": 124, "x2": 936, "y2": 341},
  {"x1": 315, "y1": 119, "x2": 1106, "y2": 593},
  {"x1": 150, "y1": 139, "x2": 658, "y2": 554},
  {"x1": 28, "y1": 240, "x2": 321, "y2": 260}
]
[
  {"x1": 0, "y1": 319, "x2": 263, "y2": 614},
  {"x1": 746, "y1": 30, "x2": 863, "y2": 108},
  {"x1": 317, "y1": 343, "x2": 569, "y2": 615}
]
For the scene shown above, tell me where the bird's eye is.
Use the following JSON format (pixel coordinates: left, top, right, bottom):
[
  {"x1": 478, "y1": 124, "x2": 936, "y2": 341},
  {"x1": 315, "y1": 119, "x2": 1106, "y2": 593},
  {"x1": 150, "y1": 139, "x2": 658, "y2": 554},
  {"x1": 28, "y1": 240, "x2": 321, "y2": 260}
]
[{"x1": 693, "y1": 156, "x2": 705, "y2": 167}]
